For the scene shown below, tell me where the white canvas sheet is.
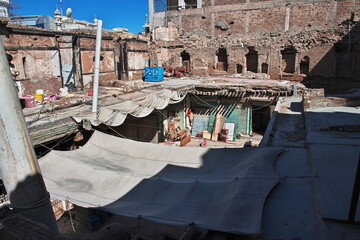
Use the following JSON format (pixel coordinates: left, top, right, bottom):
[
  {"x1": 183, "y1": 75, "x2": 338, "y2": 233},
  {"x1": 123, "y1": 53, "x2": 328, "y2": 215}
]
[
  {"x1": 39, "y1": 131, "x2": 283, "y2": 235},
  {"x1": 75, "y1": 89, "x2": 187, "y2": 126}
]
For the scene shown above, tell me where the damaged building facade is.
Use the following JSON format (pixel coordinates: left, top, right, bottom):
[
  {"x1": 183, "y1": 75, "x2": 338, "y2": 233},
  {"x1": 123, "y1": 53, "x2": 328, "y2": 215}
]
[
  {"x1": 1, "y1": 0, "x2": 359, "y2": 146},
  {"x1": 148, "y1": 0, "x2": 360, "y2": 88},
  {"x1": 3, "y1": 22, "x2": 149, "y2": 95}
]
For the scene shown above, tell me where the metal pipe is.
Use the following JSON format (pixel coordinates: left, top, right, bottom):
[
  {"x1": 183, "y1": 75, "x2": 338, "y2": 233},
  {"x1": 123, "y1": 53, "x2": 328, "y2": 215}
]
[
  {"x1": 247, "y1": 107, "x2": 251, "y2": 135},
  {"x1": 0, "y1": 38, "x2": 58, "y2": 231},
  {"x1": 92, "y1": 19, "x2": 102, "y2": 113},
  {"x1": 148, "y1": 0, "x2": 154, "y2": 30}
]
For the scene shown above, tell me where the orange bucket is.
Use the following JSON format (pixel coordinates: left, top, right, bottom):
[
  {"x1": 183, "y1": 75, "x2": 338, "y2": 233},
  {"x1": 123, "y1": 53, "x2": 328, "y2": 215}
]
[{"x1": 34, "y1": 93, "x2": 43, "y2": 103}]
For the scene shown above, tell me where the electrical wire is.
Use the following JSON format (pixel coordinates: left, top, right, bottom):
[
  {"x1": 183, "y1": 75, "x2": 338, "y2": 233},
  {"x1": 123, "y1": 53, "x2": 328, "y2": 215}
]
[
  {"x1": 106, "y1": 125, "x2": 129, "y2": 139},
  {"x1": 191, "y1": 94, "x2": 217, "y2": 108},
  {"x1": 36, "y1": 126, "x2": 80, "y2": 157},
  {"x1": 251, "y1": 96, "x2": 279, "y2": 111},
  {"x1": 69, "y1": 208, "x2": 76, "y2": 232}
]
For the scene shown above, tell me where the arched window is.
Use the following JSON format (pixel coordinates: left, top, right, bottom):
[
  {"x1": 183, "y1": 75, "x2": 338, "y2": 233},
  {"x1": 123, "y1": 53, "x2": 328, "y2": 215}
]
[
  {"x1": 236, "y1": 64, "x2": 243, "y2": 74},
  {"x1": 300, "y1": 56, "x2": 310, "y2": 75},
  {"x1": 261, "y1": 63, "x2": 268, "y2": 74},
  {"x1": 281, "y1": 47, "x2": 296, "y2": 74},
  {"x1": 216, "y1": 48, "x2": 228, "y2": 71},
  {"x1": 22, "y1": 57, "x2": 28, "y2": 79},
  {"x1": 246, "y1": 47, "x2": 258, "y2": 73}
]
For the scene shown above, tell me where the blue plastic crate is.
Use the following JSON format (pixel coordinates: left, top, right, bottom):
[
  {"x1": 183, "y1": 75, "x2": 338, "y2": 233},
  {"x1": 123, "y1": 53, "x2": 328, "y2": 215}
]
[{"x1": 145, "y1": 67, "x2": 164, "y2": 82}]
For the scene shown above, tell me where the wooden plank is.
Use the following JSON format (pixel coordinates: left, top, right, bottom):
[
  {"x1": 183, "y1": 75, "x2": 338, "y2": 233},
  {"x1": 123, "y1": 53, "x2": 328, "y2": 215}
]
[{"x1": 211, "y1": 113, "x2": 225, "y2": 141}]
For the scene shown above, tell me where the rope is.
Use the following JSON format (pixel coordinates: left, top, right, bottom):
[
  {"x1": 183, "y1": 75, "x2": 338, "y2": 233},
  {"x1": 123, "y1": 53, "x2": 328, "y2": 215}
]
[
  {"x1": 192, "y1": 94, "x2": 217, "y2": 108},
  {"x1": 36, "y1": 126, "x2": 80, "y2": 157},
  {"x1": 69, "y1": 208, "x2": 76, "y2": 232},
  {"x1": 106, "y1": 125, "x2": 129, "y2": 139}
]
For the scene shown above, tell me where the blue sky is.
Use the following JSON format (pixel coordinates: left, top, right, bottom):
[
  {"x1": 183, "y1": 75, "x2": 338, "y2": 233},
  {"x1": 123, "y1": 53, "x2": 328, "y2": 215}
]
[{"x1": 18, "y1": 0, "x2": 149, "y2": 33}]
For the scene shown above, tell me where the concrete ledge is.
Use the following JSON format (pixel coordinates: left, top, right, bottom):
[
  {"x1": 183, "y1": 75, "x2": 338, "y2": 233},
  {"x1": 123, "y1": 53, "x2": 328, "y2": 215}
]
[{"x1": 260, "y1": 97, "x2": 282, "y2": 147}]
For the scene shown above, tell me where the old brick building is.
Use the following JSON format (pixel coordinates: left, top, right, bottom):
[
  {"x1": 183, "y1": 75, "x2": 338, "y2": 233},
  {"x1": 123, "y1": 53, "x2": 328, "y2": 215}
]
[
  {"x1": 149, "y1": 0, "x2": 360, "y2": 88},
  {"x1": 2, "y1": 24, "x2": 149, "y2": 95}
]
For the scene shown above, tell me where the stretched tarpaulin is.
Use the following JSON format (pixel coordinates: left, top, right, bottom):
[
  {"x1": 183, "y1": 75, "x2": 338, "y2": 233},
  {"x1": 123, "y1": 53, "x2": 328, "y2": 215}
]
[
  {"x1": 74, "y1": 89, "x2": 187, "y2": 126},
  {"x1": 39, "y1": 131, "x2": 283, "y2": 235}
]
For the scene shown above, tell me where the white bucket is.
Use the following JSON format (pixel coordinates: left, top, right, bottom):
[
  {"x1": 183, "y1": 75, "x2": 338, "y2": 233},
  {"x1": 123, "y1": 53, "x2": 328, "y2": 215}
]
[{"x1": 35, "y1": 89, "x2": 44, "y2": 95}]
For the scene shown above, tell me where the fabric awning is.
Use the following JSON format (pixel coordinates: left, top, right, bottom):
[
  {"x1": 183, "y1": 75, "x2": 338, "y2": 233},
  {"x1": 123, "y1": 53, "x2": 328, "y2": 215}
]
[
  {"x1": 74, "y1": 89, "x2": 187, "y2": 126},
  {"x1": 39, "y1": 131, "x2": 283, "y2": 235}
]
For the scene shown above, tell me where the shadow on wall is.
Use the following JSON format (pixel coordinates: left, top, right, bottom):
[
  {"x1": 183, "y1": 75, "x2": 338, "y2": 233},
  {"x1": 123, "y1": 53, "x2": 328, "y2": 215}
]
[{"x1": 303, "y1": 21, "x2": 360, "y2": 93}]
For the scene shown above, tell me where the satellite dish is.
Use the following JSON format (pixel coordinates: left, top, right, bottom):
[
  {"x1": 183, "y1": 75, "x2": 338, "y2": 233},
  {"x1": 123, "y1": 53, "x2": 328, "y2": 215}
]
[{"x1": 66, "y1": 8, "x2": 72, "y2": 18}]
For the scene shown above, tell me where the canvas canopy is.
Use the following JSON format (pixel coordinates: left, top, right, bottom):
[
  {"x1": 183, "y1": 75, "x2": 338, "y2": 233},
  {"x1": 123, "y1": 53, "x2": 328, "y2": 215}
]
[
  {"x1": 39, "y1": 131, "x2": 283, "y2": 235},
  {"x1": 74, "y1": 89, "x2": 187, "y2": 126}
]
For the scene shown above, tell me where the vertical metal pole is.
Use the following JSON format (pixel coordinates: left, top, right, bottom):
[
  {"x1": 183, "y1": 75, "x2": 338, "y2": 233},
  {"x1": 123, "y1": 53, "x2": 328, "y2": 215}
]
[
  {"x1": 247, "y1": 107, "x2": 251, "y2": 135},
  {"x1": 196, "y1": 0, "x2": 202, "y2": 8},
  {"x1": 92, "y1": 19, "x2": 102, "y2": 113},
  {"x1": 178, "y1": 0, "x2": 185, "y2": 10},
  {"x1": 148, "y1": 0, "x2": 154, "y2": 29},
  {"x1": 293, "y1": 83, "x2": 297, "y2": 96},
  {"x1": 0, "y1": 39, "x2": 59, "y2": 231}
]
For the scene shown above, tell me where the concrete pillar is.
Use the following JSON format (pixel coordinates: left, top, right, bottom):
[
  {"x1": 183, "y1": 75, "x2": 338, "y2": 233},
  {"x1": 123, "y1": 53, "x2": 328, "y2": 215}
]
[
  {"x1": 148, "y1": 0, "x2": 154, "y2": 29},
  {"x1": 197, "y1": 0, "x2": 202, "y2": 8},
  {"x1": 211, "y1": 12, "x2": 215, "y2": 36},
  {"x1": 179, "y1": 0, "x2": 185, "y2": 10},
  {"x1": 179, "y1": 14, "x2": 182, "y2": 32},
  {"x1": 331, "y1": 0, "x2": 338, "y2": 28},
  {"x1": 285, "y1": 4, "x2": 291, "y2": 32},
  {"x1": 92, "y1": 19, "x2": 102, "y2": 113},
  {"x1": 245, "y1": 11, "x2": 250, "y2": 34},
  {"x1": 211, "y1": 0, "x2": 215, "y2": 6},
  {"x1": 0, "y1": 38, "x2": 58, "y2": 232}
]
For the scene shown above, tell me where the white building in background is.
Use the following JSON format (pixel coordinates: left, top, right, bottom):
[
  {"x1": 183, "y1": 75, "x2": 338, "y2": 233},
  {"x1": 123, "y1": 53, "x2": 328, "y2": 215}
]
[
  {"x1": 0, "y1": 0, "x2": 10, "y2": 17},
  {"x1": 113, "y1": 27, "x2": 128, "y2": 33},
  {"x1": 54, "y1": 7, "x2": 96, "y2": 31}
]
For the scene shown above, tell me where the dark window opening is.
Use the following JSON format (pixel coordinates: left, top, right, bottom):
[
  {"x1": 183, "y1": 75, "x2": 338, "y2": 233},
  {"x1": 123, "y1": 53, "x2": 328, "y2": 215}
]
[
  {"x1": 300, "y1": 56, "x2": 309, "y2": 75},
  {"x1": 181, "y1": 50, "x2": 191, "y2": 72},
  {"x1": 93, "y1": 55, "x2": 104, "y2": 62},
  {"x1": 216, "y1": 48, "x2": 228, "y2": 71},
  {"x1": 236, "y1": 64, "x2": 243, "y2": 74},
  {"x1": 252, "y1": 105, "x2": 271, "y2": 135},
  {"x1": 246, "y1": 47, "x2": 258, "y2": 73},
  {"x1": 0, "y1": 179, "x2": 7, "y2": 199},
  {"x1": 145, "y1": 27, "x2": 150, "y2": 35},
  {"x1": 164, "y1": 0, "x2": 196, "y2": 10},
  {"x1": 185, "y1": 0, "x2": 197, "y2": 8},
  {"x1": 281, "y1": 47, "x2": 296, "y2": 74},
  {"x1": 22, "y1": 57, "x2": 28, "y2": 79},
  {"x1": 261, "y1": 63, "x2": 268, "y2": 74}
]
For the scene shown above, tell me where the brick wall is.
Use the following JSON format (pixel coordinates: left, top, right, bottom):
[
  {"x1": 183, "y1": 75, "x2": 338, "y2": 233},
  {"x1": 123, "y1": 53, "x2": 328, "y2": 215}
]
[
  {"x1": 150, "y1": 0, "x2": 359, "y2": 83},
  {"x1": 182, "y1": 14, "x2": 212, "y2": 34},
  {"x1": 248, "y1": 7, "x2": 286, "y2": 35},
  {"x1": 289, "y1": 2, "x2": 333, "y2": 29},
  {"x1": 215, "y1": 0, "x2": 246, "y2": 5},
  {"x1": 4, "y1": 26, "x2": 149, "y2": 94},
  {"x1": 214, "y1": 11, "x2": 246, "y2": 36}
]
